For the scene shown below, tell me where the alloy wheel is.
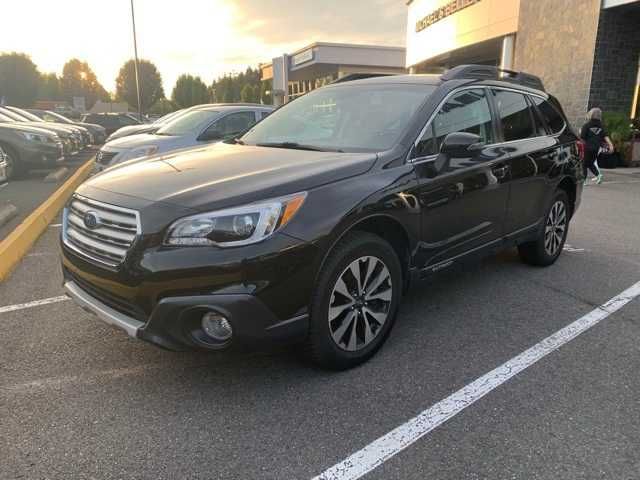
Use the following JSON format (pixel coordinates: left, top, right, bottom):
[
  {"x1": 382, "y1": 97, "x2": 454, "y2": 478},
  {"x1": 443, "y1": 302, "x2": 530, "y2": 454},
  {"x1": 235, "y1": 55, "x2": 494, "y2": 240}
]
[
  {"x1": 328, "y1": 256, "x2": 393, "y2": 351},
  {"x1": 544, "y1": 200, "x2": 567, "y2": 256}
]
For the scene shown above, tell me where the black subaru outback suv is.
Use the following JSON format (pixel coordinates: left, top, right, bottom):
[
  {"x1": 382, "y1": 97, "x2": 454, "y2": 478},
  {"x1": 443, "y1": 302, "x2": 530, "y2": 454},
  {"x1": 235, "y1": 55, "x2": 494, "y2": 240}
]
[{"x1": 61, "y1": 65, "x2": 582, "y2": 369}]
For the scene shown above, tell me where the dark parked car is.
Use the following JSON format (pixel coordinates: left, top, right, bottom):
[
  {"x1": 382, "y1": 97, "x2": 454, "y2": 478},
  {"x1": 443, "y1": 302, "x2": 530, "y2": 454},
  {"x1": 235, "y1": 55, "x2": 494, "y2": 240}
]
[
  {"x1": 5, "y1": 106, "x2": 91, "y2": 149},
  {"x1": 0, "y1": 122, "x2": 63, "y2": 179},
  {"x1": 62, "y1": 65, "x2": 582, "y2": 369},
  {"x1": 27, "y1": 109, "x2": 107, "y2": 144},
  {"x1": 81, "y1": 113, "x2": 141, "y2": 136},
  {"x1": 0, "y1": 106, "x2": 81, "y2": 155}
]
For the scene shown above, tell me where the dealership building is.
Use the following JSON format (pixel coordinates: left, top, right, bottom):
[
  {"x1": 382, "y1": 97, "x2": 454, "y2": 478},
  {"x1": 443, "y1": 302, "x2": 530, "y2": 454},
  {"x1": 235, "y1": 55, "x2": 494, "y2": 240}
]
[
  {"x1": 406, "y1": 0, "x2": 640, "y2": 126},
  {"x1": 261, "y1": 42, "x2": 407, "y2": 105}
]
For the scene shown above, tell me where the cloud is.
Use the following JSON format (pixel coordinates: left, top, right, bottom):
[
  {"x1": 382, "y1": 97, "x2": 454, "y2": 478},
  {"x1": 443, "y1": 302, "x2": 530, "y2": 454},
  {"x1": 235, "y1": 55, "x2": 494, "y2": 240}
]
[{"x1": 233, "y1": 0, "x2": 406, "y2": 47}]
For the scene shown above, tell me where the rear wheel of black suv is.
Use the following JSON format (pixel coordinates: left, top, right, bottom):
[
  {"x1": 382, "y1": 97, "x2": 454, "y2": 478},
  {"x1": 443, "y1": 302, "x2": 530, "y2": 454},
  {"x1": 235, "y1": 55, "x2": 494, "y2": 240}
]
[
  {"x1": 305, "y1": 231, "x2": 402, "y2": 370},
  {"x1": 518, "y1": 190, "x2": 570, "y2": 267}
]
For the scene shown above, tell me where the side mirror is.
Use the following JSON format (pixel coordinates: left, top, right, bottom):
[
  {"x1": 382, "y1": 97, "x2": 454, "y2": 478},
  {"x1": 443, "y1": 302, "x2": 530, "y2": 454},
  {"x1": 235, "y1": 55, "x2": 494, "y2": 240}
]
[
  {"x1": 440, "y1": 132, "x2": 483, "y2": 158},
  {"x1": 199, "y1": 130, "x2": 223, "y2": 142}
]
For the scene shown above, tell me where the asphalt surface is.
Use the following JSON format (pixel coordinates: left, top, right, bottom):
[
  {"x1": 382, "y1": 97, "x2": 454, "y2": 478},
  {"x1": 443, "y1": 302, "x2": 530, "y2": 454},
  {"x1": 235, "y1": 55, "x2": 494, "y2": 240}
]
[
  {"x1": 0, "y1": 148, "x2": 97, "y2": 240},
  {"x1": 1, "y1": 170, "x2": 639, "y2": 480}
]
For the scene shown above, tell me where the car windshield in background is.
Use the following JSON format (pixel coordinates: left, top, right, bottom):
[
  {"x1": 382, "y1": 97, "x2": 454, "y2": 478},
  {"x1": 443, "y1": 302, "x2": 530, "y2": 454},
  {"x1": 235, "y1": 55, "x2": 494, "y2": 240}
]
[
  {"x1": 156, "y1": 110, "x2": 218, "y2": 136},
  {"x1": 45, "y1": 111, "x2": 73, "y2": 123},
  {"x1": 241, "y1": 84, "x2": 435, "y2": 152}
]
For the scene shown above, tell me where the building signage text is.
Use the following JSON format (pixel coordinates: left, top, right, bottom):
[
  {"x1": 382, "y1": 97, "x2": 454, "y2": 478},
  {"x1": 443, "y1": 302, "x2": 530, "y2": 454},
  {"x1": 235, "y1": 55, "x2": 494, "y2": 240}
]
[
  {"x1": 415, "y1": 0, "x2": 482, "y2": 32},
  {"x1": 292, "y1": 49, "x2": 314, "y2": 66}
]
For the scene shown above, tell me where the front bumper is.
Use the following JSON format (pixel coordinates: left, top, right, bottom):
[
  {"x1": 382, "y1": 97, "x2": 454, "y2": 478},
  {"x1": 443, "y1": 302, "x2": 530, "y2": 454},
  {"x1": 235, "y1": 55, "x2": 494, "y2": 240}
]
[
  {"x1": 62, "y1": 271, "x2": 311, "y2": 352},
  {"x1": 22, "y1": 141, "x2": 65, "y2": 166}
]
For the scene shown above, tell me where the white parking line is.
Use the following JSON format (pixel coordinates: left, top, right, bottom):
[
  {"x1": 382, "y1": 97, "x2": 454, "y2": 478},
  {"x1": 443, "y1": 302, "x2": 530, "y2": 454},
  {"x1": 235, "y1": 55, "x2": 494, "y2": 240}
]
[
  {"x1": 0, "y1": 295, "x2": 69, "y2": 314},
  {"x1": 313, "y1": 280, "x2": 640, "y2": 480}
]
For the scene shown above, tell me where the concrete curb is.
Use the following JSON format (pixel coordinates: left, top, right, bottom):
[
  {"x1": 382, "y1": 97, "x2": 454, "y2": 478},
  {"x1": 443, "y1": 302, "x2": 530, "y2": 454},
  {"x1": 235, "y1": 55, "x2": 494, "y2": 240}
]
[
  {"x1": 0, "y1": 158, "x2": 95, "y2": 282},
  {"x1": 0, "y1": 202, "x2": 18, "y2": 227},
  {"x1": 44, "y1": 167, "x2": 70, "y2": 183}
]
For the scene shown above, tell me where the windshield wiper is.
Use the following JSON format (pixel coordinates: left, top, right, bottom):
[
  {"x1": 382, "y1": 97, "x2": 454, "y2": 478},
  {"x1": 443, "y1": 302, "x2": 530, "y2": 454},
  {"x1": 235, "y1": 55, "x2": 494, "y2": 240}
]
[
  {"x1": 256, "y1": 142, "x2": 342, "y2": 152},
  {"x1": 225, "y1": 137, "x2": 245, "y2": 145}
]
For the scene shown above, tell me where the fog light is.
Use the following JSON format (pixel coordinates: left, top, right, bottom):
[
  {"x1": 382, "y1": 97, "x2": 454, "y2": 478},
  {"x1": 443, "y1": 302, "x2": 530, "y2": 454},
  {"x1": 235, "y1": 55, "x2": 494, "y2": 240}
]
[{"x1": 201, "y1": 312, "x2": 233, "y2": 341}]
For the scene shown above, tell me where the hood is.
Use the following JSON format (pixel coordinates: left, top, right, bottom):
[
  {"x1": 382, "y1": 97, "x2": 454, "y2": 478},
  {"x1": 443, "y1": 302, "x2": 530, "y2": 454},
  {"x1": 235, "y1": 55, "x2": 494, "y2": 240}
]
[
  {"x1": 112, "y1": 124, "x2": 156, "y2": 137},
  {"x1": 104, "y1": 132, "x2": 169, "y2": 149},
  {"x1": 0, "y1": 122, "x2": 60, "y2": 137},
  {"x1": 80, "y1": 142, "x2": 377, "y2": 211}
]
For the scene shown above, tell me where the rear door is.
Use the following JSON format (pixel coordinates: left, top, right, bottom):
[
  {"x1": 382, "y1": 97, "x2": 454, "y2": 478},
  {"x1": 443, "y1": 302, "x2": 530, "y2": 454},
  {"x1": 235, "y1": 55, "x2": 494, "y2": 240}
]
[
  {"x1": 410, "y1": 87, "x2": 511, "y2": 271},
  {"x1": 489, "y1": 88, "x2": 558, "y2": 236}
]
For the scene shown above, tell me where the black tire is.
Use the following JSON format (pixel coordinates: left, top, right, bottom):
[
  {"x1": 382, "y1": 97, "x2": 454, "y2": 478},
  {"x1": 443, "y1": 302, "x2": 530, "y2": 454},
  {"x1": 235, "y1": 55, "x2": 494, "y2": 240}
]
[
  {"x1": 518, "y1": 190, "x2": 570, "y2": 267},
  {"x1": 305, "y1": 231, "x2": 403, "y2": 370},
  {"x1": 1, "y1": 144, "x2": 26, "y2": 180}
]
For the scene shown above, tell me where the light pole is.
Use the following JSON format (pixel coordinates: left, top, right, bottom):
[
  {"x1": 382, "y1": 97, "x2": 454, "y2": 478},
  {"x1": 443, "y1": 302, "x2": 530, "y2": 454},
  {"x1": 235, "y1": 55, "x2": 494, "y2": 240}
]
[{"x1": 130, "y1": 0, "x2": 142, "y2": 120}]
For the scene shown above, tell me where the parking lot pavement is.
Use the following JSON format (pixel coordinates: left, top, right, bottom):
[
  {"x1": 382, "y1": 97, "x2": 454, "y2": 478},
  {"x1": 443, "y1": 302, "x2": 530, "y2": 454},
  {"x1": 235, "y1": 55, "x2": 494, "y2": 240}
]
[
  {"x1": 1, "y1": 173, "x2": 639, "y2": 480},
  {"x1": 0, "y1": 148, "x2": 97, "y2": 240}
]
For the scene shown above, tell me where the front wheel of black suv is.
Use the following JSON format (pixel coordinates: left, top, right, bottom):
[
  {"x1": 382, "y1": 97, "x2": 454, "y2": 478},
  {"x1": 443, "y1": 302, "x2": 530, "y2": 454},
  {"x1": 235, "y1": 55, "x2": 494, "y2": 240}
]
[
  {"x1": 305, "y1": 231, "x2": 402, "y2": 370},
  {"x1": 518, "y1": 190, "x2": 570, "y2": 267}
]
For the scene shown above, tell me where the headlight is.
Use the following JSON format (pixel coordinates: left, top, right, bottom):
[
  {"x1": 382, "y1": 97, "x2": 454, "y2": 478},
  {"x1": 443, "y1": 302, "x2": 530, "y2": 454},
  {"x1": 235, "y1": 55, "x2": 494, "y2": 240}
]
[
  {"x1": 119, "y1": 145, "x2": 159, "y2": 162},
  {"x1": 20, "y1": 131, "x2": 55, "y2": 143},
  {"x1": 165, "y1": 192, "x2": 307, "y2": 247}
]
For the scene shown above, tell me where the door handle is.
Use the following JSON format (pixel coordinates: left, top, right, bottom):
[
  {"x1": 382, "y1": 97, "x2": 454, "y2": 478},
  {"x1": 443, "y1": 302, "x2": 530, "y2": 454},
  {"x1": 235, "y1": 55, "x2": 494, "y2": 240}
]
[{"x1": 492, "y1": 165, "x2": 510, "y2": 179}]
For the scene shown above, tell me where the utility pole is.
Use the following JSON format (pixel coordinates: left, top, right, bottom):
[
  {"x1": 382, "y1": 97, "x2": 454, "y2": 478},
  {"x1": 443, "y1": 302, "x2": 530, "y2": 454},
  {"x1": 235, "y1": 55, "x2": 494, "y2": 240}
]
[{"x1": 130, "y1": 0, "x2": 142, "y2": 120}]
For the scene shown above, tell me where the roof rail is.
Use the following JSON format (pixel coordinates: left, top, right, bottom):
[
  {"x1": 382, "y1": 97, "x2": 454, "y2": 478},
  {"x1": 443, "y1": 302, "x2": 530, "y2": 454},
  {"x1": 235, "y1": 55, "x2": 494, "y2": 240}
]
[
  {"x1": 441, "y1": 64, "x2": 545, "y2": 92},
  {"x1": 331, "y1": 73, "x2": 395, "y2": 84}
]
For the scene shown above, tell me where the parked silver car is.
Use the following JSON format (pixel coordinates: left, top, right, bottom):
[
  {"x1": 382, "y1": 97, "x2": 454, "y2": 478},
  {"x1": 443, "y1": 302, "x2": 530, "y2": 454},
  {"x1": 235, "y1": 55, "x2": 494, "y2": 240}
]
[
  {"x1": 105, "y1": 109, "x2": 186, "y2": 142},
  {"x1": 95, "y1": 104, "x2": 273, "y2": 170}
]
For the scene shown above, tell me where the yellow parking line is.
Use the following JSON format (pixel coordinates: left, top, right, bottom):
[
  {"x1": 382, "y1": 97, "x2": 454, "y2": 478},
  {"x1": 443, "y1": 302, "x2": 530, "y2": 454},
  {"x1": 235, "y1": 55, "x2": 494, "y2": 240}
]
[{"x1": 0, "y1": 159, "x2": 95, "y2": 282}]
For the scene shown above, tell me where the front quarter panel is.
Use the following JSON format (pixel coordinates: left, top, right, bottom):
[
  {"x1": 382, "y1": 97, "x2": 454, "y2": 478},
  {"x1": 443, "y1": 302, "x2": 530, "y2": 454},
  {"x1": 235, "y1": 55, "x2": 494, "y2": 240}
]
[{"x1": 281, "y1": 158, "x2": 420, "y2": 272}]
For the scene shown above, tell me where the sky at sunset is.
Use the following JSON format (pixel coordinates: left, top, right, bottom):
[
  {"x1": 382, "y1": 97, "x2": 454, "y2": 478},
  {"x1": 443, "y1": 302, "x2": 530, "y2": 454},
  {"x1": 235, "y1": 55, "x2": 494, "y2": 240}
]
[{"x1": 1, "y1": 0, "x2": 406, "y2": 94}]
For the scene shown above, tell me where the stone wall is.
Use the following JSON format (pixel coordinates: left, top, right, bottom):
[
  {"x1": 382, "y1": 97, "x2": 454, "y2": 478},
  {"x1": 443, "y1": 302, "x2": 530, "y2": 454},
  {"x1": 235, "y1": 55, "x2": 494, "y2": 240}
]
[
  {"x1": 514, "y1": 0, "x2": 602, "y2": 129},
  {"x1": 588, "y1": 7, "x2": 640, "y2": 116}
]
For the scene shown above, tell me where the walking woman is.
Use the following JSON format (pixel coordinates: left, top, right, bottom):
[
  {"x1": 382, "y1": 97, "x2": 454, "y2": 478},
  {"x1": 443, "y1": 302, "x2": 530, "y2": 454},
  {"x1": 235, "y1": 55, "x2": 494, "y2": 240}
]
[{"x1": 580, "y1": 108, "x2": 614, "y2": 185}]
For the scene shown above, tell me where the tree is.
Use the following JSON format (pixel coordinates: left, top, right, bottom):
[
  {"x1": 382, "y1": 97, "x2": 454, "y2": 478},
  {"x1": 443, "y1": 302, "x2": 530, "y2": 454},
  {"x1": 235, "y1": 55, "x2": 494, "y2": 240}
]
[
  {"x1": 171, "y1": 74, "x2": 209, "y2": 108},
  {"x1": 115, "y1": 59, "x2": 164, "y2": 113},
  {"x1": 0, "y1": 52, "x2": 40, "y2": 106},
  {"x1": 210, "y1": 67, "x2": 264, "y2": 104},
  {"x1": 240, "y1": 83, "x2": 257, "y2": 103},
  {"x1": 148, "y1": 98, "x2": 176, "y2": 116},
  {"x1": 38, "y1": 73, "x2": 62, "y2": 100},
  {"x1": 260, "y1": 80, "x2": 273, "y2": 105},
  {"x1": 60, "y1": 58, "x2": 108, "y2": 109}
]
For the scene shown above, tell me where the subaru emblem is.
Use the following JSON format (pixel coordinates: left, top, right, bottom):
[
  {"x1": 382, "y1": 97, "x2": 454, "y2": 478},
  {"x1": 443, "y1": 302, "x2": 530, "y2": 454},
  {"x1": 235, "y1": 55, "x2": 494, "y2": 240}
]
[{"x1": 84, "y1": 211, "x2": 100, "y2": 229}]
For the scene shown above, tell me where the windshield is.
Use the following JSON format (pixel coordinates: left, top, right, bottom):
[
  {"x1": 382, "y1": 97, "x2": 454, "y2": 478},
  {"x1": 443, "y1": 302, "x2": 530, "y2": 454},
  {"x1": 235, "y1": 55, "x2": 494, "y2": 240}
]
[
  {"x1": 45, "y1": 111, "x2": 72, "y2": 124},
  {"x1": 156, "y1": 110, "x2": 218, "y2": 136},
  {"x1": 154, "y1": 109, "x2": 184, "y2": 126},
  {"x1": 0, "y1": 113, "x2": 16, "y2": 123},
  {"x1": 10, "y1": 108, "x2": 42, "y2": 122},
  {"x1": 0, "y1": 108, "x2": 27, "y2": 122},
  {"x1": 241, "y1": 84, "x2": 435, "y2": 152}
]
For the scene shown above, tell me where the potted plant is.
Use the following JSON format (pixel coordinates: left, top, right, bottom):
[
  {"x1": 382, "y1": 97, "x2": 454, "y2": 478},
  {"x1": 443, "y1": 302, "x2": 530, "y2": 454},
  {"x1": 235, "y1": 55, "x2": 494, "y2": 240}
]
[{"x1": 603, "y1": 112, "x2": 633, "y2": 167}]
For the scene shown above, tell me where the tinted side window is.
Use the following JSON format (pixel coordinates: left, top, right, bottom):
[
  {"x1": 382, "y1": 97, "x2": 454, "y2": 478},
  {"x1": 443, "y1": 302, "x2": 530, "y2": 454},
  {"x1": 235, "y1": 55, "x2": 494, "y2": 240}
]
[
  {"x1": 415, "y1": 88, "x2": 494, "y2": 157},
  {"x1": 531, "y1": 97, "x2": 565, "y2": 134},
  {"x1": 492, "y1": 90, "x2": 535, "y2": 141},
  {"x1": 212, "y1": 111, "x2": 257, "y2": 137},
  {"x1": 118, "y1": 115, "x2": 137, "y2": 126},
  {"x1": 260, "y1": 111, "x2": 271, "y2": 120},
  {"x1": 528, "y1": 97, "x2": 548, "y2": 136}
]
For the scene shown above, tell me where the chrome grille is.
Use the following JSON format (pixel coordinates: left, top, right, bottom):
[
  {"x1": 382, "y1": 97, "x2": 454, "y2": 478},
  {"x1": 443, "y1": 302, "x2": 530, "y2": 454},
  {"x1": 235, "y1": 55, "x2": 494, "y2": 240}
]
[{"x1": 63, "y1": 194, "x2": 140, "y2": 268}]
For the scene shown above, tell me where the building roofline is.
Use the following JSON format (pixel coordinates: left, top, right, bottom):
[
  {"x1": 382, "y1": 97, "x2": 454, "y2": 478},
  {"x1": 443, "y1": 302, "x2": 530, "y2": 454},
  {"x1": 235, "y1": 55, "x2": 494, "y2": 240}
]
[{"x1": 260, "y1": 41, "x2": 406, "y2": 69}]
